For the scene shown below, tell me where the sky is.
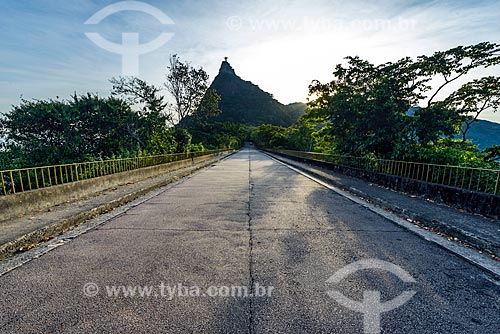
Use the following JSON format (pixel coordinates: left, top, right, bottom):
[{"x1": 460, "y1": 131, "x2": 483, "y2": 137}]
[{"x1": 1, "y1": 0, "x2": 500, "y2": 122}]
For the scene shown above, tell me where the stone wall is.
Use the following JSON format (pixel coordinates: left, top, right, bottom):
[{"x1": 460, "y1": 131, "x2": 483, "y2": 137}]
[{"x1": 275, "y1": 152, "x2": 500, "y2": 219}]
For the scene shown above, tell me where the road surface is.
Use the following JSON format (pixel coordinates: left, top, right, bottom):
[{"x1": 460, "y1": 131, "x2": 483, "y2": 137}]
[{"x1": 0, "y1": 148, "x2": 499, "y2": 333}]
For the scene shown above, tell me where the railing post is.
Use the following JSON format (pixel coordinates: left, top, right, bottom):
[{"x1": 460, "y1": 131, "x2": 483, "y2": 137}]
[
  {"x1": 476, "y1": 170, "x2": 482, "y2": 192},
  {"x1": 461, "y1": 168, "x2": 466, "y2": 189},
  {"x1": 10, "y1": 171, "x2": 15, "y2": 194},
  {"x1": 494, "y1": 171, "x2": 500, "y2": 195},
  {"x1": 34, "y1": 168, "x2": 40, "y2": 189},
  {"x1": 447, "y1": 166, "x2": 452, "y2": 186},
  {"x1": 453, "y1": 167, "x2": 458, "y2": 187},
  {"x1": 468, "y1": 170, "x2": 474, "y2": 190},
  {"x1": 18, "y1": 170, "x2": 24, "y2": 192},
  {"x1": 27, "y1": 169, "x2": 32, "y2": 190},
  {"x1": 53, "y1": 166, "x2": 58, "y2": 185},
  {"x1": 41, "y1": 168, "x2": 46, "y2": 187},
  {"x1": 1, "y1": 172, "x2": 6, "y2": 195}
]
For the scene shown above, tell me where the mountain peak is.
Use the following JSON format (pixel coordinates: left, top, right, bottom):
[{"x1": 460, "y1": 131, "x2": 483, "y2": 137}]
[
  {"x1": 206, "y1": 58, "x2": 304, "y2": 126},
  {"x1": 219, "y1": 57, "x2": 236, "y2": 76}
]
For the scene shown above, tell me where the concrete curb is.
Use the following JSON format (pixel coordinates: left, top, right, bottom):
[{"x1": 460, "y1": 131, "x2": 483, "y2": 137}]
[
  {"x1": 0, "y1": 152, "x2": 235, "y2": 261},
  {"x1": 265, "y1": 151, "x2": 500, "y2": 259}
]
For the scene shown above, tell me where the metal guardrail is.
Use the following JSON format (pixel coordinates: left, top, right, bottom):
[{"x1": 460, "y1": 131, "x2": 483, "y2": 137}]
[
  {"x1": 0, "y1": 150, "x2": 229, "y2": 196},
  {"x1": 270, "y1": 149, "x2": 500, "y2": 196}
]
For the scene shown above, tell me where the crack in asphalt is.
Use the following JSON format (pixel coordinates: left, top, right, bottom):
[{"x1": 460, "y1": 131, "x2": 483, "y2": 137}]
[
  {"x1": 247, "y1": 150, "x2": 255, "y2": 334},
  {"x1": 252, "y1": 229, "x2": 406, "y2": 232},
  {"x1": 97, "y1": 227, "x2": 406, "y2": 233}
]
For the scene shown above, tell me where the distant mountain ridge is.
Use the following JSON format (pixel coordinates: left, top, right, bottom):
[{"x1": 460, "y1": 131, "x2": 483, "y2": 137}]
[
  {"x1": 207, "y1": 59, "x2": 304, "y2": 126},
  {"x1": 465, "y1": 119, "x2": 500, "y2": 149},
  {"x1": 406, "y1": 107, "x2": 500, "y2": 149}
]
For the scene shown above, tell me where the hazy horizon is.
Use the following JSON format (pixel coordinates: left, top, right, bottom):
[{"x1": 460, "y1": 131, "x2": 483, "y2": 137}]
[{"x1": 1, "y1": 0, "x2": 500, "y2": 122}]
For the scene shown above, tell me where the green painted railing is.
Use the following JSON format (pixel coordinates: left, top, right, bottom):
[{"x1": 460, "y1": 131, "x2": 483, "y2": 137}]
[
  {"x1": 269, "y1": 149, "x2": 500, "y2": 195},
  {"x1": 0, "y1": 150, "x2": 230, "y2": 196}
]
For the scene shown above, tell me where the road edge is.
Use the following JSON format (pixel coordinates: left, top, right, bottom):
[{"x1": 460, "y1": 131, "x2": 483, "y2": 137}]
[
  {"x1": 0, "y1": 151, "x2": 236, "y2": 269},
  {"x1": 264, "y1": 151, "x2": 500, "y2": 279}
]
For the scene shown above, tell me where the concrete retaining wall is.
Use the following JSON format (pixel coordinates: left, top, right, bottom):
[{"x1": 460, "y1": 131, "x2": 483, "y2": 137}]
[
  {"x1": 0, "y1": 152, "x2": 228, "y2": 223},
  {"x1": 274, "y1": 152, "x2": 500, "y2": 219}
]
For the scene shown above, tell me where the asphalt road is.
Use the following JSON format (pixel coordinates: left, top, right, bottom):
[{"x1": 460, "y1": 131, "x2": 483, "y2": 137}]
[{"x1": 0, "y1": 148, "x2": 499, "y2": 333}]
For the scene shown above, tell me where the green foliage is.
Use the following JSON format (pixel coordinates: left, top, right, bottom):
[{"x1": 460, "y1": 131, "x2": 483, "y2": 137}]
[
  {"x1": 251, "y1": 122, "x2": 314, "y2": 151},
  {"x1": 303, "y1": 42, "x2": 500, "y2": 168},
  {"x1": 484, "y1": 145, "x2": 500, "y2": 162},
  {"x1": 0, "y1": 149, "x2": 20, "y2": 170},
  {"x1": 412, "y1": 104, "x2": 461, "y2": 145},
  {"x1": 0, "y1": 55, "x2": 229, "y2": 170},
  {"x1": 310, "y1": 127, "x2": 337, "y2": 154},
  {"x1": 4, "y1": 45, "x2": 499, "y2": 172},
  {"x1": 109, "y1": 76, "x2": 173, "y2": 147},
  {"x1": 186, "y1": 121, "x2": 247, "y2": 150},
  {"x1": 286, "y1": 102, "x2": 308, "y2": 120},
  {"x1": 146, "y1": 128, "x2": 177, "y2": 155},
  {"x1": 166, "y1": 55, "x2": 215, "y2": 123},
  {"x1": 189, "y1": 142, "x2": 206, "y2": 152},
  {"x1": 307, "y1": 56, "x2": 426, "y2": 157},
  {"x1": 172, "y1": 128, "x2": 192, "y2": 153},
  {"x1": 251, "y1": 124, "x2": 289, "y2": 148},
  {"x1": 397, "y1": 138, "x2": 499, "y2": 168},
  {"x1": 110, "y1": 76, "x2": 169, "y2": 116},
  {"x1": 285, "y1": 123, "x2": 315, "y2": 152},
  {"x1": 418, "y1": 41, "x2": 500, "y2": 107},
  {"x1": 0, "y1": 92, "x2": 202, "y2": 169},
  {"x1": 444, "y1": 76, "x2": 500, "y2": 140},
  {"x1": 195, "y1": 88, "x2": 222, "y2": 120},
  {"x1": 1, "y1": 94, "x2": 145, "y2": 166}
]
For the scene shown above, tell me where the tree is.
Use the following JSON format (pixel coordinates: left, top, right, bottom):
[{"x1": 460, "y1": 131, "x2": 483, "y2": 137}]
[
  {"x1": 172, "y1": 128, "x2": 192, "y2": 152},
  {"x1": 186, "y1": 121, "x2": 247, "y2": 150},
  {"x1": 146, "y1": 127, "x2": 177, "y2": 154},
  {"x1": 110, "y1": 76, "x2": 174, "y2": 150},
  {"x1": 418, "y1": 42, "x2": 500, "y2": 107},
  {"x1": 166, "y1": 55, "x2": 220, "y2": 123},
  {"x1": 287, "y1": 121, "x2": 315, "y2": 152},
  {"x1": 415, "y1": 42, "x2": 500, "y2": 145},
  {"x1": 1, "y1": 94, "x2": 144, "y2": 166},
  {"x1": 307, "y1": 56, "x2": 426, "y2": 157},
  {"x1": 195, "y1": 88, "x2": 221, "y2": 120},
  {"x1": 443, "y1": 76, "x2": 500, "y2": 141},
  {"x1": 412, "y1": 104, "x2": 461, "y2": 145},
  {"x1": 70, "y1": 94, "x2": 143, "y2": 157},
  {"x1": 110, "y1": 56, "x2": 220, "y2": 152},
  {"x1": 112, "y1": 56, "x2": 220, "y2": 126},
  {"x1": 251, "y1": 124, "x2": 289, "y2": 149},
  {"x1": 110, "y1": 76, "x2": 169, "y2": 116},
  {"x1": 484, "y1": 145, "x2": 500, "y2": 162},
  {"x1": 305, "y1": 42, "x2": 500, "y2": 161}
]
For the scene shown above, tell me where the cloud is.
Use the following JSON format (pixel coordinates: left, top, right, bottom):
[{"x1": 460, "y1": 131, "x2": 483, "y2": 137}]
[{"x1": 1, "y1": 0, "x2": 500, "y2": 122}]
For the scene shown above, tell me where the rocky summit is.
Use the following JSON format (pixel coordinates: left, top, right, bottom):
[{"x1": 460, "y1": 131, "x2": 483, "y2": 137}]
[{"x1": 207, "y1": 58, "x2": 305, "y2": 126}]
